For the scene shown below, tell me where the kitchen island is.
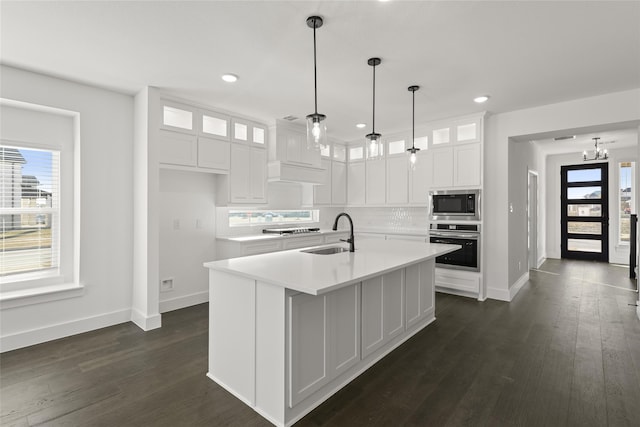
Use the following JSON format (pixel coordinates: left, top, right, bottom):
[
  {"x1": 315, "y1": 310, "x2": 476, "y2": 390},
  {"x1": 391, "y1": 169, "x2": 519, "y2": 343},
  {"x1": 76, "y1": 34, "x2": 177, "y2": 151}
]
[{"x1": 203, "y1": 239, "x2": 458, "y2": 427}]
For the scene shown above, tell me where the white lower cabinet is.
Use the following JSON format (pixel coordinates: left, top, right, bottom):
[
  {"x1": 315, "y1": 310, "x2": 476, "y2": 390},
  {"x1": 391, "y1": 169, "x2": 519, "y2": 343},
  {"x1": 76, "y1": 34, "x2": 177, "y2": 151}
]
[
  {"x1": 288, "y1": 283, "x2": 360, "y2": 407},
  {"x1": 361, "y1": 269, "x2": 405, "y2": 358},
  {"x1": 405, "y1": 259, "x2": 435, "y2": 329}
]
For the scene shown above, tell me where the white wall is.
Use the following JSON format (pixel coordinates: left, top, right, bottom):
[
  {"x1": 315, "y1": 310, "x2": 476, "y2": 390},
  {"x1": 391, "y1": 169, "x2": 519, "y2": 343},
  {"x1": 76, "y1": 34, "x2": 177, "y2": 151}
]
[
  {"x1": 0, "y1": 65, "x2": 135, "y2": 351},
  {"x1": 158, "y1": 169, "x2": 216, "y2": 312},
  {"x1": 545, "y1": 146, "x2": 638, "y2": 264},
  {"x1": 485, "y1": 88, "x2": 640, "y2": 301},
  {"x1": 507, "y1": 141, "x2": 543, "y2": 287}
]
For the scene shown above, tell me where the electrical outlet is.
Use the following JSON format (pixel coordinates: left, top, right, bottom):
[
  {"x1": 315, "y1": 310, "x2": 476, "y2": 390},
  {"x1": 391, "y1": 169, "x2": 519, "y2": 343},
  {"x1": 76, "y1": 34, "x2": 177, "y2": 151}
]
[
  {"x1": 160, "y1": 277, "x2": 174, "y2": 292},
  {"x1": 518, "y1": 261, "x2": 521, "y2": 271},
  {"x1": 173, "y1": 219, "x2": 180, "y2": 230},
  {"x1": 196, "y1": 219, "x2": 203, "y2": 229}
]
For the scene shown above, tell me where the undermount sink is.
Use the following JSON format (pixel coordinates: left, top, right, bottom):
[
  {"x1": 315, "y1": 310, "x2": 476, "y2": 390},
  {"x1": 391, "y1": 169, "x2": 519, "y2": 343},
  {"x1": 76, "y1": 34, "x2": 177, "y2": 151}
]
[{"x1": 301, "y1": 246, "x2": 350, "y2": 255}]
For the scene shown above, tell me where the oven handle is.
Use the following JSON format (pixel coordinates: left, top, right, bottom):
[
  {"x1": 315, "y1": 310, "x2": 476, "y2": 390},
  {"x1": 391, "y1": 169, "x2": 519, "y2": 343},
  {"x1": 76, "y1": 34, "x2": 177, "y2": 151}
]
[{"x1": 429, "y1": 232, "x2": 480, "y2": 240}]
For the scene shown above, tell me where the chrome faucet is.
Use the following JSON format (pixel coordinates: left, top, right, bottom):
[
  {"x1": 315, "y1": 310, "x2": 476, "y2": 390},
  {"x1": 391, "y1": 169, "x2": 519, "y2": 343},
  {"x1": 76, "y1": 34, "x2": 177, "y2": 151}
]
[{"x1": 332, "y1": 212, "x2": 355, "y2": 252}]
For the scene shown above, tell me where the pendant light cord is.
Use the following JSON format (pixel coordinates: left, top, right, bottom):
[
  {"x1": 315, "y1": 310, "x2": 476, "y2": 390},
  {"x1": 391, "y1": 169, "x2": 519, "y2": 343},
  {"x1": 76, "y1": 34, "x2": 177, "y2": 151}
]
[
  {"x1": 412, "y1": 89, "x2": 415, "y2": 149},
  {"x1": 313, "y1": 19, "x2": 318, "y2": 114},
  {"x1": 372, "y1": 63, "x2": 376, "y2": 133}
]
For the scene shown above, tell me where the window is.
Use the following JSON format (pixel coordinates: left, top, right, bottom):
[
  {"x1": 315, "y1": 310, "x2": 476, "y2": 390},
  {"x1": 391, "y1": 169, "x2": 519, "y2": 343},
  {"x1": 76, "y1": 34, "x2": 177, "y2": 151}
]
[
  {"x1": 0, "y1": 99, "x2": 79, "y2": 305},
  {"x1": 619, "y1": 162, "x2": 635, "y2": 244},
  {"x1": 1, "y1": 146, "x2": 60, "y2": 277},
  {"x1": 228, "y1": 210, "x2": 319, "y2": 227}
]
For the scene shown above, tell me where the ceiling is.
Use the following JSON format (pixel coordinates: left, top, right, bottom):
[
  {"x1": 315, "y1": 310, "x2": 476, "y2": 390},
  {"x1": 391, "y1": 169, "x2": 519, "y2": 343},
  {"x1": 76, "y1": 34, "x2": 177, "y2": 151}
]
[{"x1": 1, "y1": 1, "x2": 639, "y2": 142}]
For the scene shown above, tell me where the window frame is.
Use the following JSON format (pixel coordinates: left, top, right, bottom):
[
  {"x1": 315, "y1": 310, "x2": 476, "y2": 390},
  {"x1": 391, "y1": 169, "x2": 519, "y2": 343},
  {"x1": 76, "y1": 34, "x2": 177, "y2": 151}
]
[
  {"x1": 0, "y1": 99, "x2": 82, "y2": 309},
  {"x1": 618, "y1": 160, "x2": 635, "y2": 246}
]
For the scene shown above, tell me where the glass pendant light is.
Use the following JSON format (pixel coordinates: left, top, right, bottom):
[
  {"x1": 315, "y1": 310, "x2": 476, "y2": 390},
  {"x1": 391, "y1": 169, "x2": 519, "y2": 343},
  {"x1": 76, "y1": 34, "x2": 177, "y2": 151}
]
[
  {"x1": 406, "y1": 85, "x2": 420, "y2": 170},
  {"x1": 366, "y1": 57, "x2": 383, "y2": 159},
  {"x1": 306, "y1": 16, "x2": 327, "y2": 152}
]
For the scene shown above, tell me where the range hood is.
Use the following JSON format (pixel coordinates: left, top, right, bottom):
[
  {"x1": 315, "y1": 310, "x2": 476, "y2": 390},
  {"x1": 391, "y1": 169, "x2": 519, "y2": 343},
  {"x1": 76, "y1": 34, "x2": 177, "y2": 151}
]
[{"x1": 267, "y1": 160, "x2": 326, "y2": 185}]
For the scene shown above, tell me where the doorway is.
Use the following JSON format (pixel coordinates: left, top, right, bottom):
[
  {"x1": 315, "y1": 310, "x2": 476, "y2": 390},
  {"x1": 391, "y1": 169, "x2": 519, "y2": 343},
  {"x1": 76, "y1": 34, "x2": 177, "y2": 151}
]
[
  {"x1": 560, "y1": 162, "x2": 609, "y2": 261},
  {"x1": 528, "y1": 170, "x2": 539, "y2": 269}
]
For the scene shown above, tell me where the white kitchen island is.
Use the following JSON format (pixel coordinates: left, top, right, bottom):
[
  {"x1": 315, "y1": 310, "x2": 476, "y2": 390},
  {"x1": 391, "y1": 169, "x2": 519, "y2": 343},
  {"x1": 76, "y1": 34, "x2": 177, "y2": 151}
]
[{"x1": 203, "y1": 239, "x2": 458, "y2": 427}]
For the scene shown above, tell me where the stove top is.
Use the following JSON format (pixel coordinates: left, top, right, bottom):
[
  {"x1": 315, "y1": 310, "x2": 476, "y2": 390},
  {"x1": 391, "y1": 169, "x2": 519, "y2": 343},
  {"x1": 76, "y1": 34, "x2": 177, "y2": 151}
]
[{"x1": 262, "y1": 227, "x2": 320, "y2": 235}]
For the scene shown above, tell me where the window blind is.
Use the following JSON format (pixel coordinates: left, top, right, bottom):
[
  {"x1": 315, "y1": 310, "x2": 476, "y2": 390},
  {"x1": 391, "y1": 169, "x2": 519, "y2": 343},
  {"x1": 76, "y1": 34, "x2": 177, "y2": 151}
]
[{"x1": 0, "y1": 145, "x2": 60, "y2": 277}]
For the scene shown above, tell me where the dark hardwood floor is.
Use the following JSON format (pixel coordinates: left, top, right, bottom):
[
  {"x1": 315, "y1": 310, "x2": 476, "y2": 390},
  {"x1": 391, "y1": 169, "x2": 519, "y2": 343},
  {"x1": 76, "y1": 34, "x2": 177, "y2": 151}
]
[{"x1": 2, "y1": 259, "x2": 639, "y2": 426}]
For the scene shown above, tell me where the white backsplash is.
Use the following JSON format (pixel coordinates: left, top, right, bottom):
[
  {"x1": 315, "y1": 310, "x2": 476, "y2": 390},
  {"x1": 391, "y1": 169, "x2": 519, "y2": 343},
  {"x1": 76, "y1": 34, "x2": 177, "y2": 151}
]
[{"x1": 319, "y1": 207, "x2": 429, "y2": 234}]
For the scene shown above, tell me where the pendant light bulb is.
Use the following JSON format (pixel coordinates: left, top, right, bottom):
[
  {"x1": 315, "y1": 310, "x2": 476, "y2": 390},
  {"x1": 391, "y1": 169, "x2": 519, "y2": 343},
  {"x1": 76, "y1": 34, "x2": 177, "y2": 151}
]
[
  {"x1": 306, "y1": 16, "x2": 327, "y2": 151},
  {"x1": 406, "y1": 85, "x2": 420, "y2": 169}
]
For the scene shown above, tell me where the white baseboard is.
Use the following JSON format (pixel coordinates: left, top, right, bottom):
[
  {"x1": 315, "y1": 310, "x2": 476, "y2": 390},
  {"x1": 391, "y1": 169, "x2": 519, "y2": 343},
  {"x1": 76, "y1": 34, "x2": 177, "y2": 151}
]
[
  {"x1": 637, "y1": 303, "x2": 640, "y2": 321},
  {"x1": 537, "y1": 256, "x2": 546, "y2": 269},
  {"x1": 509, "y1": 271, "x2": 530, "y2": 300},
  {"x1": 486, "y1": 286, "x2": 510, "y2": 301},
  {"x1": 131, "y1": 308, "x2": 162, "y2": 331},
  {"x1": 160, "y1": 291, "x2": 209, "y2": 313},
  {"x1": 0, "y1": 309, "x2": 131, "y2": 353}
]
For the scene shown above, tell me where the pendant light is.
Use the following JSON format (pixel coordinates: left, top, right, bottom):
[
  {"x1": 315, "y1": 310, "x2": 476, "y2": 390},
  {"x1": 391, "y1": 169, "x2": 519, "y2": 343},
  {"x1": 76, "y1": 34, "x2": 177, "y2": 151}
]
[
  {"x1": 583, "y1": 137, "x2": 608, "y2": 161},
  {"x1": 306, "y1": 16, "x2": 327, "y2": 152},
  {"x1": 406, "y1": 85, "x2": 420, "y2": 169},
  {"x1": 366, "y1": 57, "x2": 383, "y2": 159}
]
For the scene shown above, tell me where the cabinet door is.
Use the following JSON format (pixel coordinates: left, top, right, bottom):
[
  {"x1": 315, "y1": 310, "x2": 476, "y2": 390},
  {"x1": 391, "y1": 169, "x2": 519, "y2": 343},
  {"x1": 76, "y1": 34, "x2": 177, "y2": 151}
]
[
  {"x1": 361, "y1": 270, "x2": 405, "y2": 358},
  {"x1": 250, "y1": 148, "x2": 267, "y2": 202},
  {"x1": 430, "y1": 147, "x2": 454, "y2": 188},
  {"x1": 409, "y1": 153, "x2": 429, "y2": 204},
  {"x1": 386, "y1": 156, "x2": 409, "y2": 204},
  {"x1": 229, "y1": 144, "x2": 251, "y2": 202},
  {"x1": 198, "y1": 136, "x2": 230, "y2": 171},
  {"x1": 366, "y1": 160, "x2": 386, "y2": 205},
  {"x1": 405, "y1": 260, "x2": 434, "y2": 329},
  {"x1": 347, "y1": 162, "x2": 365, "y2": 205},
  {"x1": 453, "y1": 143, "x2": 481, "y2": 187},
  {"x1": 328, "y1": 284, "x2": 360, "y2": 378},
  {"x1": 331, "y1": 161, "x2": 347, "y2": 205},
  {"x1": 313, "y1": 158, "x2": 332, "y2": 205},
  {"x1": 157, "y1": 130, "x2": 197, "y2": 167},
  {"x1": 288, "y1": 293, "x2": 329, "y2": 407}
]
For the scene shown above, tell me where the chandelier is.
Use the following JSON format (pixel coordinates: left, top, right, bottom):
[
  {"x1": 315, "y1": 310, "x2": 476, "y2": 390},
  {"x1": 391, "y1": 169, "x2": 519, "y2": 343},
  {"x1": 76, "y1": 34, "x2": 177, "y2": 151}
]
[{"x1": 583, "y1": 137, "x2": 608, "y2": 161}]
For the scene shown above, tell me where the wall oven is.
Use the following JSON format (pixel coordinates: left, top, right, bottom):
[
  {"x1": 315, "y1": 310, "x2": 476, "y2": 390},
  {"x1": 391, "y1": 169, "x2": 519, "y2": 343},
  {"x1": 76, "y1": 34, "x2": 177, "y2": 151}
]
[
  {"x1": 429, "y1": 189, "x2": 480, "y2": 221},
  {"x1": 429, "y1": 224, "x2": 480, "y2": 272}
]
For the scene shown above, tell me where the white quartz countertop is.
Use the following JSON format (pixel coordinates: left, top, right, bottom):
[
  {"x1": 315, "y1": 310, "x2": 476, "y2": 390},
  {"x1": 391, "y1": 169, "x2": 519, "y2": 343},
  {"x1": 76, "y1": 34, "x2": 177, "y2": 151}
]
[{"x1": 204, "y1": 239, "x2": 459, "y2": 295}]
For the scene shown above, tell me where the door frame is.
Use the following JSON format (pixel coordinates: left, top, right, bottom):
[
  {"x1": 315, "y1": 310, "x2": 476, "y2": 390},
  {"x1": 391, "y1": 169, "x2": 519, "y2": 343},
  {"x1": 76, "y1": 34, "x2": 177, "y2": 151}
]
[
  {"x1": 560, "y1": 162, "x2": 609, "y2": 261},
  {"x1": 528, "y1": 170, "x2": 539, "y2": 269}
]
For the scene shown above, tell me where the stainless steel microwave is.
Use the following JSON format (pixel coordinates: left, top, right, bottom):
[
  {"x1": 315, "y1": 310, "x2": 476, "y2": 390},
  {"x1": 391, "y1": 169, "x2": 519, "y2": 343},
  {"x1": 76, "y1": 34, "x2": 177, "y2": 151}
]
[{"x1": 429, "y1": 189, "x2": 480, "y2": 221}]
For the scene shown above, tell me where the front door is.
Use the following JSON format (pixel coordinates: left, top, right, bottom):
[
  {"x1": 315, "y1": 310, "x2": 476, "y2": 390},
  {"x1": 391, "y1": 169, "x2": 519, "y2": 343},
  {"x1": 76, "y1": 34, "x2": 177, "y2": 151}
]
[{"x1": 561, "y1": 163, "x2": 609, "y2": 261}]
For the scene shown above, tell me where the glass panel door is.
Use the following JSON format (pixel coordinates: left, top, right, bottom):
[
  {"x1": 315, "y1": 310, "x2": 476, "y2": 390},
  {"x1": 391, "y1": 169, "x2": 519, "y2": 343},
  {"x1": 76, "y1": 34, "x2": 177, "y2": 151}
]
[{"x1": 561, "y1": 163, "x2": 609, "y2": 261}]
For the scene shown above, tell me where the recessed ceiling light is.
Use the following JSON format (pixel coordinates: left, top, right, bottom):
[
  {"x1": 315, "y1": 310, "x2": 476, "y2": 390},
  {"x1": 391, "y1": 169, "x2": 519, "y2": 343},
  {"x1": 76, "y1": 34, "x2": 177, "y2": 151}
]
[
  {"x1": 356, "y1": 123, "x2": 366, "y2": 129},
  {"x1": 474, "y1": 95, "x2": 490, "y2": 103},
  {"x1": 222, "y1": 73, "x2": 238, "y2": 83}
]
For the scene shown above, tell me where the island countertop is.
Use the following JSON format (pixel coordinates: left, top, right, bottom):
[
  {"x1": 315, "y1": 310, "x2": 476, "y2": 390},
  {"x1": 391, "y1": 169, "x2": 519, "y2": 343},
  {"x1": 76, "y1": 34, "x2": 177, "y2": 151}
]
[{"x1": 204, "y1": 239, "x2": 459, "y2": 295}]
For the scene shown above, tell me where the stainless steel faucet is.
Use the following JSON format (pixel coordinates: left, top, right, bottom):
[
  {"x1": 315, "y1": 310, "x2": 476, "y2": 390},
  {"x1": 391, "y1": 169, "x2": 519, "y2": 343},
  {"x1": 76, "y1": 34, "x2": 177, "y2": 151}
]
[{"x1": 332, "y1": 212, "x2": 355, "y2": 252}]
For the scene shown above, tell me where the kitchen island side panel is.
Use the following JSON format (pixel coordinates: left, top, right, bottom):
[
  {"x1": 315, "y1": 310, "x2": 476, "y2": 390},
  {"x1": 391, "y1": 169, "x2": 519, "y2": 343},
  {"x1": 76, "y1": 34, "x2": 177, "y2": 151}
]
[
  {"x1": 255, "y1": 281, "x2": 287, "y2": 424},
  {"x1": 208, "y1": 270, "x2": 256, "y2": 406}
]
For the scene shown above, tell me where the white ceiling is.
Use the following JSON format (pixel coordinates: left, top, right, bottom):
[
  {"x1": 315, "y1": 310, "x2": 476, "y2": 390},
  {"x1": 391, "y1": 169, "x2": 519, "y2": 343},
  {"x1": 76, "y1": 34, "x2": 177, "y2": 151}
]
[{"x1": 1, "y1": 1, "x2": 639, "y2": 143}]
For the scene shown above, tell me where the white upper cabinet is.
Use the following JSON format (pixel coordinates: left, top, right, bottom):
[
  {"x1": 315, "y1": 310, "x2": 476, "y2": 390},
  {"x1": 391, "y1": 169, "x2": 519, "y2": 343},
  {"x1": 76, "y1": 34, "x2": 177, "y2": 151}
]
[
  {"x1": 197, "y1": 136, "x2": 230, "y2": 171},
  {"x1": 158, "y1": 130, "x2": 198, "y2": 167},
  {"x1": 201, "y1": 110, "x2": 230, "y2": 140},
  {"x1": 366, "y1": 159, "x2": 386, "y2": 205},
  {"x1": 161, "y1": 101, "x2": 195, "y2": 133},
  {"x1": 386, "y1": 156, "x2": 409, "y2": 205},
  {"x1": 430, "y1": 147, "x2": 454, "y2": 188},
  {"x1": 453, "y1": 143, "x2": 481, "y2": 187}
]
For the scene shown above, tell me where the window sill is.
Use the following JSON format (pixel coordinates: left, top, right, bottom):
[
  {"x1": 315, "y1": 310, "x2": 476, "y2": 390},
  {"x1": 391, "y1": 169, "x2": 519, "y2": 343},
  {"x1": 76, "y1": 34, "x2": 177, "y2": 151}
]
[{"x1": 0, "y1": 283, "x2": 84, "y2": 310}]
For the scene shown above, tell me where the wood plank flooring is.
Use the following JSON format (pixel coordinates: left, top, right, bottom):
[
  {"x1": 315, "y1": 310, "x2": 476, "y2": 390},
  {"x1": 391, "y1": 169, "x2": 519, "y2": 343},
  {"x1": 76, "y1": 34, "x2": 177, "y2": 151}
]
[{"x1": 1, "y1": 259, "x2": 639, "y2": 426}]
